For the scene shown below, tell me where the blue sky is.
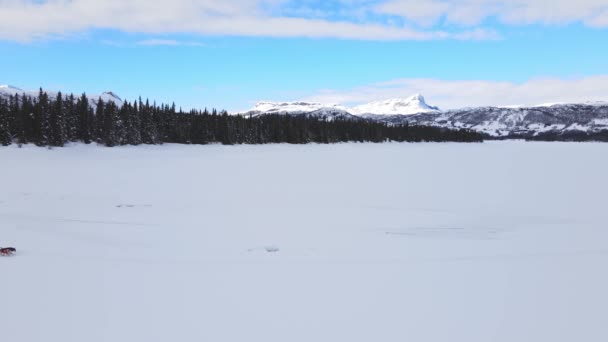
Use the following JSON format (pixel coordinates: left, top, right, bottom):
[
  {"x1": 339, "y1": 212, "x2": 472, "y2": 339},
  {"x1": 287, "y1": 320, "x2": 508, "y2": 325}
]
[{"x1": 1, "y1": 0, "x2": 607, "y2": 111}]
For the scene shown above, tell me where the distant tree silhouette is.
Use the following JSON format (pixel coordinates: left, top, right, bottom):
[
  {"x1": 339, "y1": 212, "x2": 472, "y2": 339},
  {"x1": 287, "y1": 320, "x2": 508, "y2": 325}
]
[{"x1": 0, "y1": 90, "x2": 485, "y2": 147}]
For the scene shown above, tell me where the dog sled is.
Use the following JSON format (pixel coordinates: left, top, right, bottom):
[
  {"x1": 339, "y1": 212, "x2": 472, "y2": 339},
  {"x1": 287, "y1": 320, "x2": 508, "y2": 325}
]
[{"x1": 0, "y1": 247, "x2": 16, "y2": 256}]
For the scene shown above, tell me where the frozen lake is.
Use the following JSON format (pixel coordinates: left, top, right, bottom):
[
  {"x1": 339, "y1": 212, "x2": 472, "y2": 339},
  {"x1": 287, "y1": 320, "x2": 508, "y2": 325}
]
[{"x1": 1, "y1": 142, "x2": 607, "y2": 342}]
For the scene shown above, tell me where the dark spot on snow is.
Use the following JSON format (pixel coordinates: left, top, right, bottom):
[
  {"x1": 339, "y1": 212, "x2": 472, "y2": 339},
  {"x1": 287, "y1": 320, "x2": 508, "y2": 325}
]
[
  {"x1": 247, "y1": 246, "x2": 280, "y2": 253},
  {"x1": 116, "y1": 204, "x2": 151, "y2": 208},
  {"x1": 264, "y1": 246, "x2": 280, "y2": 253}
]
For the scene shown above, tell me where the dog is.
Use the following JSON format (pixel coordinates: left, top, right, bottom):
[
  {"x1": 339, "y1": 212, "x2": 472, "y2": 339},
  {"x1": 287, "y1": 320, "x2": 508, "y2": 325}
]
[{"x1": 0, "y1": 247, "x2": 16, "y2": 256}]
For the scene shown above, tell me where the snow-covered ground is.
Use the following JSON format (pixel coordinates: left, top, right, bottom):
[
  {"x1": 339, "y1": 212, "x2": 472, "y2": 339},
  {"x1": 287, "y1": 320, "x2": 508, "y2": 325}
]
[{"x1": 1, "y1": 142, "x2": 607, "y2": 342}]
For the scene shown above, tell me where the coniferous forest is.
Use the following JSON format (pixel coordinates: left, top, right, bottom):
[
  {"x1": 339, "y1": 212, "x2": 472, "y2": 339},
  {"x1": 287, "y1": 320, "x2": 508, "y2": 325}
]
[{"x1": 0, "y1": 90, "x2": 484, "y2": 147}]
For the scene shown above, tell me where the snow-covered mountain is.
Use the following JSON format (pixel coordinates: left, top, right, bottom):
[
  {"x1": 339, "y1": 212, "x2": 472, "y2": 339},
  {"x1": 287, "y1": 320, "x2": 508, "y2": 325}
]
[
  {"x1": 243, "y1": 94, "x2": 608, "y2": 138},
  {"x1": 373, "y1": 104, "x2": 608, "y2": 137},
  {"x1": 243, "y1": 101, "x2": 358, "y2": 120},
  {"x1": 4, "y1": 84, "x2": 607, "y2": 139},
  {"x1": 250, "y1": 101, "x2": 349, "y2": 114},
  {"x1": 350, "y1": 94, "x2": 440, "y2": 115},
  {"x1": 242, "y1": 94, "x2": 438, "y2": 117},
  {"x1": 0, "y1": 84, "x2": 123, "y2": 108},
  {"x1": 0, "y1": 85, "x2": 24, "y2": 94}
]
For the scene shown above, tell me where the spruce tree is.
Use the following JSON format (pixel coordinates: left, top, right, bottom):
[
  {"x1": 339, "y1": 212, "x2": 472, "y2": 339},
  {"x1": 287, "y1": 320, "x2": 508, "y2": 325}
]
[
  {"x1": 128, "y1": 101, "x2": 142, "y2": 145},
  {"x1": 65, "y1": 93, "x2": 77, "y2": 141},
  {"x1": 0, "y1": 98, "x2": 11, "y2": 146},
  {"x1": 35, "y1": 89, "x2": 52, "y2": 146},
  {"x1": 50, "y1": 91, "x2": 66, "y2": 146},
  {"x1": 102, "y1": 100, "x2": 120, "y2": 146},
  {"x1": 94, "y1": 98, "x2": 105, "y2": 143},
  {"x1": 77, "y1": 94, "x2": 92, "y2": 143}
]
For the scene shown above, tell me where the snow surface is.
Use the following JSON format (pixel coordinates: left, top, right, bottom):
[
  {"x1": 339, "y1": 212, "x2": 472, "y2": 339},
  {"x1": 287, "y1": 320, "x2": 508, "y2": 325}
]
[
  {"x1": 243, "y1": 94, "x2": 439, "y2": 116},
  {"x1": 250, "y1": 101, "x2": 349, "y2": 114},
  {"x1": 350, "y1": 94, "x2": 439, "y2": 115},
  {"x1": 0, "y1": 85, "x2": 24, "y2": 92},
  {"x1": 1, "y1": 142, "x2": 608, "y2": 342},
  {"x1": 0, "y1": 84, "x2": 40, "y2": 99},
  {"x1": 530, "y1": 101, "x2": 608, "y2": 108},
  {"x1": 244, "y1": 101, "x2": 356, "y2": 120}
]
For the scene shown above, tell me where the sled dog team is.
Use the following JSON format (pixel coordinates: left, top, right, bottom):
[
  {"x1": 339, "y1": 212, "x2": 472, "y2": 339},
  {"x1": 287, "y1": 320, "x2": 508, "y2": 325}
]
[{"x1": 0, "y1": 247, "x2": 16, "y2": 256}]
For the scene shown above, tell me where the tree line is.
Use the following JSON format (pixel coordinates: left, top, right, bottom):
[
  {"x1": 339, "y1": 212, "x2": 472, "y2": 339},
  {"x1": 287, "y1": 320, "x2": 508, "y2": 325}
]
[
  {"x1": 0, "y1": 89, "x2": 484, "y2": 147},
  {"x1": 522, "y1": 130, "x2": 608, "y2": 142}
]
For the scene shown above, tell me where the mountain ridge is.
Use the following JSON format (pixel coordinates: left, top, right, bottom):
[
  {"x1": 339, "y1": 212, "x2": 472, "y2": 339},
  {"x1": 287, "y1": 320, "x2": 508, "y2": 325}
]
[
  {"x1": 241, "y1": 94, "x2": 608, "y2": 137},
  {"x1": 2, "y1": 85, "x2": 608, "y2": 139},
  {"x1": 243, "y1": 94, "x2": 439, "y2": 117},
  {"x1": 350, "y1": 94, "x2": 440, "y2": 115},
  {"x1": 0, "y1": 85, "x2": 123, "y2": 108}
]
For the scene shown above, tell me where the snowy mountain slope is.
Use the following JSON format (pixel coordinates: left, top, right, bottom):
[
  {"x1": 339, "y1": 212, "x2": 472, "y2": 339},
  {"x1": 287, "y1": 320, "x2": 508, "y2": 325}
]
[
  {"x1": 0, "y1": 85, "x2": 39, "y2": 100},
  {"x1": 249, "y1": 101, "x2": 349, "y2": 114},
  {"x1": 242, "y1": 94, "x2": 439, "y2": 117},
  {"x1": 243, "y1": 101, "x2": 360, "y2": 120},
  {"x1": 350, "y1": 94, "x2": 440, "y2": 115},
  {"x1": 376, "y1": 104, "x2": 608, "y2": 137},
  {"x1": 301, "y1": 108, "x2": 361, "y2": 121},
  {"x1": 243, "y1": 93, "x2": 608, "y2": 137},
  {"x1": 94, "y1": 91, "x2": 123, "y2": 106},
  {"x1": 4, "y1": 84, "x2": 608, "y2": 138},
  {"x1": 0, "y1": 84, "x2": 123, "y2": 108}
]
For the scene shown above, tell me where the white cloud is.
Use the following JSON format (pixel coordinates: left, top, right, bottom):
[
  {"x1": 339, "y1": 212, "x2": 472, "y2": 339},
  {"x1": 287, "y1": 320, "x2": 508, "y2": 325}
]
[
  {"x1": 1, "y1": 1, "x2": 605, "y2": 42},
  {"x1": 377, "y1": 0, "x2": 451, "y2": 26},
  {"x1": 136, "y1": 39, "x2": 180, "y2": 46},
  {"x1": 377, "y1": 0, "x2": 608, "y2": 27},
  {"x1": 0, "y1": 0, "x2": 496, "y2": 41},
  {"x1": 304, "y1": 76, "x2": 608, "y2": 109},
  {"x1": 136, "y1": 39, "x2": 205, "y2": 46}
]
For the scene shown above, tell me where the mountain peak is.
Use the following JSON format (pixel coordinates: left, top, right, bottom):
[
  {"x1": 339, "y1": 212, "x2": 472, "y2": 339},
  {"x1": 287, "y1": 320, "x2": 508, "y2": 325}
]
[
  {"x1": 250, "y1": 101, "x2": 347, "y2": 114},
  {"x1": 0, "y1": 85, "x2": 24, "y2": 92},
  {"x1": 242, "y1": 94, "x2": 440, "y2": 116},
  {"x1": 101, "y1": 91, "x2": 122, "y2": 102},
  {"x1": 350, "y1": 94, "x2": 440, "y2": 115},
  {"x1": 0, "y1": 85, "x2": 124, "y2": 108}
]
